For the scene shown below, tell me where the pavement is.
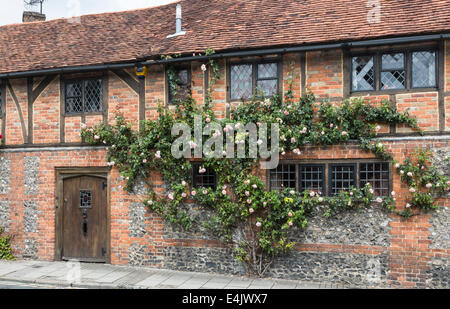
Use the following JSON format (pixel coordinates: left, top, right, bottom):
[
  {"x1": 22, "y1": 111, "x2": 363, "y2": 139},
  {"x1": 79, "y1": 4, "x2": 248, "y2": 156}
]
[{"x1": 0, "y1": 260, "x2": 348, "y2": 289}]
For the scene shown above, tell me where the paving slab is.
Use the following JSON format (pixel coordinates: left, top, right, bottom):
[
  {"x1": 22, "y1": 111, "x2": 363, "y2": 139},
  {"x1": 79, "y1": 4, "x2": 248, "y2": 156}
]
[
  {"x1": 96, "y1": 270, "x2": 132, "y2": 283},
  {"x1": 200, "y1": 276, "x2": 233, "y2": 289},
  {"x1": 135, "y1": 272, "x2": 173, "y2": 288},
  {"x1": 159, "y1": 273, "x2": 193, "y2": 288},
  {"x1": 0, "y1": 260, "x2": 357, "y2": 289},
  {"x1": 178, "y1": 275, "x2": 213, "y2": 289}
]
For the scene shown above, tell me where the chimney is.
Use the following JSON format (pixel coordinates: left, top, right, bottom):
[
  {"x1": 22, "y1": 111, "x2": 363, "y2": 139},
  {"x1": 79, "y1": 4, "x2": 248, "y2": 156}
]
[
  {"x1": 167, "y1": 4, "x2": 186, "y2": 38},
  {"x1": 23, "y1": 11, "x2": 46, "y2": 23}
]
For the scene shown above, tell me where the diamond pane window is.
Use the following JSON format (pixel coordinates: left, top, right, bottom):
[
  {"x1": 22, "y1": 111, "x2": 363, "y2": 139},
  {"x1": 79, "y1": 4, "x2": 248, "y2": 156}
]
[
  {"x1": 381, "y1": 53, "x2": 405, "y2": 90},
  {"x1": 299, "y1": 165, "x2": 325, "y2": 194},
  {"x1": 85, "y1": 79, "x2": 103, "y2": 112},
  {"x1": 270, "y1": 164, "x2": 296, "y2": 191},
  {"x1": 330, "y1": 165, "x2": 356, "y2": 196},
  {"x1": 352, "y1": 56, "x2": 375, "y2": 91},
  {"x1": 193, "y1": 164, "x2": 217, "y2": 190},
  {"x1": 0, "y1": 87, "x2": 2, "y2": 116},
  {"x1": 65, "y1": 82, "x2": 83, "y2": 113},
  {"x1": 257, "y1": 63, "x2": 277, "y2": 79},
  {"x1": 412, "y1": 51, "x2": 436, "y2": 88},
  {"x1": 80, "y1": 190, "x2": 92, "y2": 208},
  {"x1": 256, "y1": 63, "x2": 278, "y2": 97},
  {"x1": 257, "y1": 80, "x2": 278, "y2": 97},
  {"x1": 230, "y1": 64, "x2": 252, "y2": 100},
  {"x1": 168, "y1": 67, "x2": 191, "y2": 104},
  {"x1": 360, "y1": 163, "x2": 390, "y2": 197},
  {"x1": 65, "y1": 79, "x2": 103, "y2": 114}
]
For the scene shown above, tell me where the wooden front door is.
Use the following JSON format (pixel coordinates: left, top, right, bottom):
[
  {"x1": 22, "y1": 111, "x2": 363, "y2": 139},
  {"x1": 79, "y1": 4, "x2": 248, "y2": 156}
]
[{"x1": 62, "y1": 175, "x2": 107, "y2": 262}]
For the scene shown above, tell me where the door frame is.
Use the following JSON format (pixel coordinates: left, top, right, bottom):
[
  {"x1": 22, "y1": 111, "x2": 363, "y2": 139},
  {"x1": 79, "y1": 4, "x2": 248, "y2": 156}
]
[{"x1": 55, "y1": 167, "x2": 111, "y2": 263}]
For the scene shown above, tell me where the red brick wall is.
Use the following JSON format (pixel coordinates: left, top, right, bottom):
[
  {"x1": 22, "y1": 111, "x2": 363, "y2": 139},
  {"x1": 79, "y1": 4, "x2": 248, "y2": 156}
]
[
  {"x1": 0, "y1": 42, "x2": 449, "y2": 288},
  {"x1": 33, "y1": 76, "x2": 60, "y2": 144},
  {"x1": 306, "y1": 49, "x2": 343, "y2": 99}
]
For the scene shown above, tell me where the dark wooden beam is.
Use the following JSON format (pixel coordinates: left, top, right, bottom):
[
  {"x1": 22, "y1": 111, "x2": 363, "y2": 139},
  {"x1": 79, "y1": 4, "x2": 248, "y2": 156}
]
[
  {"x1": 7, "y1": 81, "x2": 27, "y2": 143},
  {"x1": 139, "y1": 77, "x2": 145, "y2": 123},
  {"x1": 32, "y1": 74, "x2": 57, "y2": 102},
  {"x1": 300, "y1": 52, "x2": 306, "y2": 94},
  {"x1": 1, "y1": 82, "x2": 6, "y2": 144},
  {"x1": 438, "y1": 40, "x2": 445, "y2": 132},
  {"x1": 27, "y1": 77, "x2": 33, "y2": 144},
  {"x1": 111, "y1": 69, "x2": 139, "y2": 94}
]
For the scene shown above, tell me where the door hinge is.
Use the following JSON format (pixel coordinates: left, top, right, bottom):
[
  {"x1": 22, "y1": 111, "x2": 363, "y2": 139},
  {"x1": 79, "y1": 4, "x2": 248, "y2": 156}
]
[
  {"x1": 102, "y1": 181, "x2": 107, "y2": 190},
  {"x1": 102, "y1": 248, "x2": 106, "y2": 257}
]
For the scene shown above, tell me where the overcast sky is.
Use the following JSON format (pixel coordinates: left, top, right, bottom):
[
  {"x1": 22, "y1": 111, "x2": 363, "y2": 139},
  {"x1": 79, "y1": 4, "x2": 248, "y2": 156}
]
[{"x1": 0, "y1": 0, "x2": 177, "y2": 26}]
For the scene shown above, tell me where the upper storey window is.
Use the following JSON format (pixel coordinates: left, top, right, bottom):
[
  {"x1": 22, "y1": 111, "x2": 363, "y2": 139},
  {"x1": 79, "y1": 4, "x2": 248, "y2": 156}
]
[
  {"x1": 351, "y1": 50, "x2": 437, "y2": 92},
  {"x1": 229, "y1": 61, "x2": 280, "y2": 101},
  {"x1": 167, "y1": 65, "x2": 191, "y2": 105},
  {"x1": 65, "y1": 79, "x2": 103, "y2": 114}
]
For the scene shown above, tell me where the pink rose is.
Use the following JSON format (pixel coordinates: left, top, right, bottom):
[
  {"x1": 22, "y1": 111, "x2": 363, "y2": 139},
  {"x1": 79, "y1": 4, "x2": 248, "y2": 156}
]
[
  {"x1": 330, "y1": 123, "x2": 334, "y2": 128},
  {"x1": 168, "y1": 193, "x2": 174, "y2": 200},
  {"x1": 256, "y1": 222, "x2": 262, "y2": 227},
  {"x1": 409, "y1": 188, "x2": 416, "y2": 193},
  {"x1": 291, "y1": 138, "x2": 296, "y2": 143},
  {"x1": 426, "y1": 183, "x2": 432, "y2": 189},
  {"x1": 288, "y1": 212, "x2": 293, "y2": 217},
  {"x1": 147, "y1": 200, "x2": 153, "y2": 205},
  {"x1": 203, "y1": 189, "x2": 208, "y2": 195},
  {"x1": 245, "y1": 191, "x2": 250, "y2": 196},
  {"x1": 249, "y1": 208, "x2": 255, "y2": 214},
  {"x1": 143, "y1": 159, "x2": 147, "y2": 163},
  {"x1": 247, "y1": 199, "x2": 252, "y2": 204},
  {"x1": 376, "y1": 197, "x2": 383, "y2": 203},
  {"x1": 288, "y1": 221, "x2": 294, "y2": 227},
  {"x1": 191, "y1": 191, "x2": 197, "y2": 196},
  {"x1": 181, "y1": 193, "x2": 187, "y2": 198},
  {"x1": 222, "y1": 190, "x2": 227, "y2": 195}
]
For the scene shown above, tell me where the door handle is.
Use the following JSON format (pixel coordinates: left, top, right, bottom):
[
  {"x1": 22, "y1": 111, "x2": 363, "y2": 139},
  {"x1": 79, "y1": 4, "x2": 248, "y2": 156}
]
[{"x1": 83, "y1": 219, "x2": 88, "y2": 237}]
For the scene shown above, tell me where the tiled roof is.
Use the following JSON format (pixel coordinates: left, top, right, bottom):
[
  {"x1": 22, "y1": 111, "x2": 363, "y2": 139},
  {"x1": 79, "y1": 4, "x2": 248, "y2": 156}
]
[{"x1": 0, "y1": 0, "x2": 449, "y2": 74}]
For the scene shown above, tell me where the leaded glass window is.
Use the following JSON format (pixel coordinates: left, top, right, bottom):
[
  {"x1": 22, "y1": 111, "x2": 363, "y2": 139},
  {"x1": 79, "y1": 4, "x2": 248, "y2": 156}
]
[
  {"x1": 0, "y1": 87, "x2": 2, "y2": 117},
  {"x1": 352, "y1": 56, "x2": 375, "y2": 91},
  {"x1": 381, "y1": 53, "x2": 406, "y2": 90},
  {"x1": 65, "y1": 79, "x2": 103, "y2": 114},
  {"x1": 270, "y1": 164, "x2": 296, "y2": 191},
  {"x1": 230, "y1": 64, "x2": 252, "y2": 100},
  {"x1": 299, "y1": 165, "x2": 325, "y2": 194},
  {"x1": 412, "y1": 51, "x2": 436, "y2": 88},
  {"x1": 80, "y1": 190, "x2": 92, "y2": 208},
  {"x1": 193, "y1": 164, "x2": 217, "y2": 190},
  {"x1": 256, "y1": 63, "x2": 278, "y2": 97},
  {"x1": 329, "y1": 165, "x2": 356, "y2": 196},
  {"x1": 360, "y1": 163, "x2": 390, "y2": 197},
  {"x1": 230, "y1": 62, "x2": 279, "y2": 100},
  {"x1": 168, "y1": 67, "x2": 191, "y2": 104}
]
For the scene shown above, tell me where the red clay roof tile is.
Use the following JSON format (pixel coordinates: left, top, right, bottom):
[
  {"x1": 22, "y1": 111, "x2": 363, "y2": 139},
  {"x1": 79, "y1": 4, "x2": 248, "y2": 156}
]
[{"x1": 0, "y1": 0, "x2": 449, "y2": 74}]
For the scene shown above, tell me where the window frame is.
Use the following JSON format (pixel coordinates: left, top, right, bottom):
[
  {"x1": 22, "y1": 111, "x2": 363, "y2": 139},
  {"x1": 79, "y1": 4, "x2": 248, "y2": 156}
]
[
  {"x1": 350, "y1": 48, "x2": 438, "y2": 94},
  {"x1": 0, "y1": 83, "x2": 4, "y2": 119},
  {"x1": 166, "y1": 63, "x2": 192, "y2": 105},
  {"x1": 63, "y1": 77, "x2": 104, "y2": 116},
  {"x1": 192, "y1": 163, "x2": 217, "y2": 190},
  {"x1": 227, "y1": 58, "x2": 282, "y2": 102},
  {"x1": 298, "y1": 164, "x2": 326, "y2": 195},
  {"x1": 379, "y1": 52, "x2": 407, "y2": 90},
  {"x1": 328, "y1": 163, "x2": 357, "y2": 196},
  {"x1": 268, "y1": 160, "x2": 392, "y2": 197},
  {"x1": 411, "y1": 50, "x2": 438, "y2": 89}
]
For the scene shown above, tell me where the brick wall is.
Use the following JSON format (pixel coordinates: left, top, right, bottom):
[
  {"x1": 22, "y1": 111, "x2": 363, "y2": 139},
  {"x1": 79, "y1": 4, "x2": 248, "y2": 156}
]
[{"x1": 0, "y1": 41, "x2": 449, "y2": 288}]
